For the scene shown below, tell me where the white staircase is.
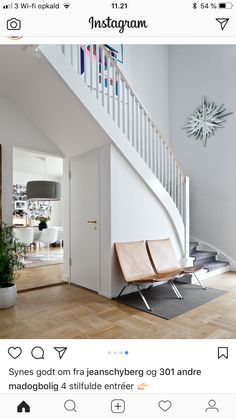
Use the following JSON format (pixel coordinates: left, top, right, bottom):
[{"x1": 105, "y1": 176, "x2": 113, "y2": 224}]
[{"x1": 39, "y1": 44, "x2": 190, "y2": 261}]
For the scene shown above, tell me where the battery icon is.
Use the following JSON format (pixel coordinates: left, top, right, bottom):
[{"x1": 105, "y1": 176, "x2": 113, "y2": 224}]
[{"x1": 219, "y1": 2, "x2": 233, "y2": 8}]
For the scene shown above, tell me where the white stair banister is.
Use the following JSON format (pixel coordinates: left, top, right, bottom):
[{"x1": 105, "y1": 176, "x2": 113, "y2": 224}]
[{"x1": 56, "y1": 43, "x2": 189, "y2": 258}]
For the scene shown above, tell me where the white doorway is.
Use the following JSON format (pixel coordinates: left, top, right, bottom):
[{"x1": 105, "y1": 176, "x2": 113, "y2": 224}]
[
  {"x1": 12, "y1": 147, "x2": 65, "y2": 291},
  {"x1": 70, "y1": 150, "x2": 100, "y2": 292}
]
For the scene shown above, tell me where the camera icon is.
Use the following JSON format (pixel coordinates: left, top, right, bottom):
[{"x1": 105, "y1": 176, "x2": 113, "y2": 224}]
[{"x1": 7, "y1": 18, "x2": 21, "y2": 30}]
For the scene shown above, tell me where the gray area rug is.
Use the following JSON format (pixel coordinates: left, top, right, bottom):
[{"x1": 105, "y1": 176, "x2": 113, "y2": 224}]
[
  {"x1": 24, "y1": 253, "x2": 63, "y2": 269},
  {"x1": 115, "y1": 282, "x2": 227, "y2": 320}
]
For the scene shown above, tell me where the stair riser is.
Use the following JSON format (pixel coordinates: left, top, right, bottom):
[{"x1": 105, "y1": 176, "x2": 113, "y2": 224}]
[
  {"x1": 189, "y1": 242, "x2": 199, "y2": 253},
  {"x1": 205, "y1": 262, "x2": 230, "y2": 272},
  {"x1": 193, "y1": 256, "x2": 217, "y2": 265},
  {"x1": 193, "y1": 265, "x2": 230, "y2": 281}
]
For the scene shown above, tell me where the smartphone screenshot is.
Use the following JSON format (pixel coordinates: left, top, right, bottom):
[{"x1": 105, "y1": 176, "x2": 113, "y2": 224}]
[{"x1": 0, "y1": 1, "x2": 235, "y2": 418}]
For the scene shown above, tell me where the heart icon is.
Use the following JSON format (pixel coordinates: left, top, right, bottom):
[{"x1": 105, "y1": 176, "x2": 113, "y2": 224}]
[
  {"x1": 8, "y1": 347, "x2": 22, "y2": 359},
  {"x1": 158, "y1": 400, "x2": 172, "y2": 412}
]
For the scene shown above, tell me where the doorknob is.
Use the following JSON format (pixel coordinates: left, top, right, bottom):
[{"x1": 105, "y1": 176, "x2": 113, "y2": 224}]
[{"x1": 87, "y1": 220, "x2": 97, "y2": 224}]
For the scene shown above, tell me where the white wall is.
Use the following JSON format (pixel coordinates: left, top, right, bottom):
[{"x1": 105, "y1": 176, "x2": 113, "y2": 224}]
[
  {"x1": 169, "y1": 45, "x2": 236, "y2": 265},
  {"x1": 0, "y1": 95, "x2": 63, "y2": 224},
  {"x1": 118, "y1": 45, "x2": 169, "y2": 138},
  {"x1": 66, "y1": 143, "x2": 183, "y2": 298},
  {"x1": 110, "y1": 144, "x2": 182, "y2": 296}
]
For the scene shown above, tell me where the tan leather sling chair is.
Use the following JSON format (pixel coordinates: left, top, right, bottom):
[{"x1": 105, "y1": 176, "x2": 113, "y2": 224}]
[
  {"x1": 146, "y1": 238, "x2": 206, "y2": 291},
  {"x1": 115, "y1": 240, "x2": 184, "y2": 311}
]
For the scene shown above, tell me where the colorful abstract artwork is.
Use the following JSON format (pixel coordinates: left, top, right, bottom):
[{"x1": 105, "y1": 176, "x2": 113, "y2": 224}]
[
  {"x1": 104, "y1": 44, "x2": 124, "y2": 63},
  {"x1": 80, "y1": 44, "x2": 123, "y2": 95}
]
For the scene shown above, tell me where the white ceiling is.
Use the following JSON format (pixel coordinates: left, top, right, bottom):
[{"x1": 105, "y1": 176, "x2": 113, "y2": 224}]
[
  {"x1": 0, "y1": 46, "x2": 110, "y2": 158},
  {"x1": 13, "y1": 148, "x2": 63, "y2": 178},
  {"x1": 0, "y1": 46, "x2": 41, "y2": 95}
]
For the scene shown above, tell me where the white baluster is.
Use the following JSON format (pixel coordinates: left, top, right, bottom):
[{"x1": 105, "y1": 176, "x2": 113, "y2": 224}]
[
  {"x1": 161, "y1": 139, "x2": 164, "y2": 186},
  {"x1": 122, "y1": 79, "x2": 125, "y2": 135},
  {"x1": 112, "y1": 63, "x2": 116, "y2": 120},
  {"x1": 107, "y1": 54, "x2": 110, "y2": 114},
  {"x1": 177, "y1": 168, "x2": 181, "y2": 213},
  {"x1": 180, "y1": 174, "x2": 184, "y2": 218},
  {"x1": 164, "y1": 143, "x2": 167, "y2": 189},
  {"x1": 152, "y1": 126, "x2": 156, "y2": 175},
  {"x1": 71, "y1": 45, "x2": 76, "y2": 69},
  {"x1": 63, "y1": 45, "x2": 70, "y2": 60},
  {"x1": 170, "y1": 154, "x2": 174, "y2": 199},
  {"x1": 167, "y1": 147, "x2": 171, "y2": 194},
  {"x1": 101, "y1": 48, "x2": 105, "y2": 107},
  {"x1": 144, "y1": 113, "x2": 147, "y2": 164},
  {"x1": 131, "y1": 93, "x2": 134, "y2": 146},
  {"x1": 127, "y1": 87, "x2": 130, "y2": 141},
  {"x1": 135, "y1": 101, "x2": 139, "y2": 153},
  {"x1": 77, "y1": 45, "x2": 81, "y2": 76},
  {"x1": 147, "y1": 118, "x2": 152, "y2": 169},
  {"x1": 69, "y1": 45, "x2": 73, "y2": 66},
  {"x1": 58, "y1": 45, "x2": 64, "y2": 54},
  {"x1": 174, "y1": 161, "x2": 178, "y2": 207},
  {"x1": 117, "y1": 72, "x2": 121, "y2": 128},
  {"x1": 184, "y1": 177, "x2": 190, "y2": 259},
  {"x1": 96, "y1": 45, "x2": 99, "y2": 100},
  {"x1": 83, "y1": 44, "x2": 87, "y2": 85},
  {"x1": 89, "y1": 45, "x2": 93, "y2": 92},
  {"x1": 157, "y1": 133, "x2": 160, "y2": 180},
  {"x1": 150, "y1": 121, "x2": 153, "y2": 170},
  {"x1": 164, "y1": 142, "x2": 167, "y2": 188},
  {"x1": 140, "y1": 107, "x2": 143, "y2": 158}
]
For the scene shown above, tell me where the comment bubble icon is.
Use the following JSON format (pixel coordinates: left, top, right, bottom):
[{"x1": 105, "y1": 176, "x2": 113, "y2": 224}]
[{"x1": 31, "y1": 346, "x2": 45, "y2": 360}]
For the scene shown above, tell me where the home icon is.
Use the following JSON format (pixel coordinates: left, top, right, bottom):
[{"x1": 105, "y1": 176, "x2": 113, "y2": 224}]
[{"x1": 17, "y1": 401, "x2": 30, "y2": 413}]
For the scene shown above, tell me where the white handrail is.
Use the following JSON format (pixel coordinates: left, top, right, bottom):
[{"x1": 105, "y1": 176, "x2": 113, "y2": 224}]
[{"x1": 58, "y1": 44, "x2": 188, "y2": 223}]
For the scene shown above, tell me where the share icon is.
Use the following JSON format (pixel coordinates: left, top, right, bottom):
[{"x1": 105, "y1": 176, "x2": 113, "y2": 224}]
[
  {"x1": 216, "y1": 18, "x2": 229, "y2": 30},
  {"x1": 54, "y1": 347, "x2": 67, "y2": 359}
]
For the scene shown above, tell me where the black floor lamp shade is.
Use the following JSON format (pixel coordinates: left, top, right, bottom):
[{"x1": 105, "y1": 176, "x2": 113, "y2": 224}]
[{"x1": 26, "y1": 181, "x2": 61, "y2": 201}]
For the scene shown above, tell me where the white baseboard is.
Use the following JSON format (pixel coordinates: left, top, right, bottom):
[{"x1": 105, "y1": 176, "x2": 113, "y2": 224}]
[{"x1": 99, "y1": 291, "x2": 112, "y2": 299}]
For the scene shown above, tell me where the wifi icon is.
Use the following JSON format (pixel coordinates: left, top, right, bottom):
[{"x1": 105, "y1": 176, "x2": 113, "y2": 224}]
[{"x1": 63, "y1": 2, "x2": 70, "y2": 8}]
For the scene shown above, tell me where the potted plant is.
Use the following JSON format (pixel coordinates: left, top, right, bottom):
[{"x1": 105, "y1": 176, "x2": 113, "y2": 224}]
[
  {"x1": 36, "y1": 216, "x2": 50, "y2": 231},
  {"x1": 0, "y1": 224, "x2": 25, "y2": 309}
]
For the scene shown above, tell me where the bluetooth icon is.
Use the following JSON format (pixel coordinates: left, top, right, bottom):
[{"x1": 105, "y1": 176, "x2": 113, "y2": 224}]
[{"x1": 193, "y1": 2, "x2": 197, "y2": 8}]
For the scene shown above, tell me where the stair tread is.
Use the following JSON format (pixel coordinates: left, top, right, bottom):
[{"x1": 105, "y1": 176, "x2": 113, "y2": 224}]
[
  {"x1": 205, "y1": 261, "x2": 230, "y2": 269},
  {"x1": 191, "y1": 250, "x2": 217, "y2": 258}
]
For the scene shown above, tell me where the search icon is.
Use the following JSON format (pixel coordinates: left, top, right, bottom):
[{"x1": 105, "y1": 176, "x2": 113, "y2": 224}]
[{"x1": 64, "y1": 399, "x2": 77, "y2": 412}]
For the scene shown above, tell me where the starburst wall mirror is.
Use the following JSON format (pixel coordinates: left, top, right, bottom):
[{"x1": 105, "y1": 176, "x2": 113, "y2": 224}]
[{"x1": 184, "y1": 97, "x2": 233, "y2": 147}]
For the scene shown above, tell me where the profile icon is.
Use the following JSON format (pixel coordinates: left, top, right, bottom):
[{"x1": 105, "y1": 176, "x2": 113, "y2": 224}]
[{"x1": 205, "y1": 399, "x2": 219, "y2": 412}]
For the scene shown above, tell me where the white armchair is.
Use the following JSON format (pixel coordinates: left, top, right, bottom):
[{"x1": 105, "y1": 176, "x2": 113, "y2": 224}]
[
  {"x1": 14, "y1": 227, "x2": 34, "y2": 264},
  {"x1": 14, "y1": 227, "x2": 34, "y2": 247},
  {"x1": 39, "y1": 228, "x2": 58, "y2": 260}
]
